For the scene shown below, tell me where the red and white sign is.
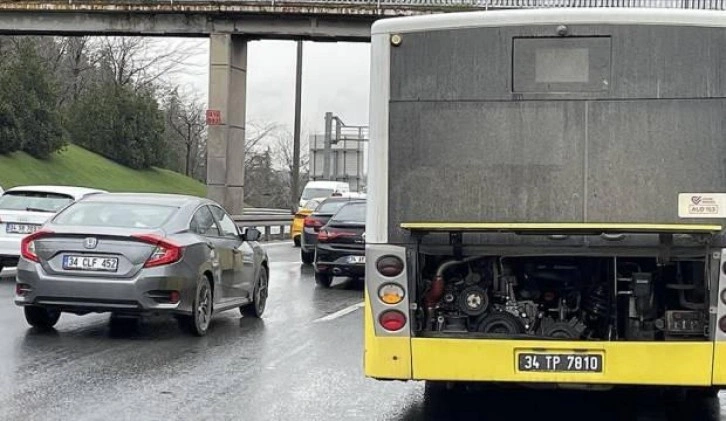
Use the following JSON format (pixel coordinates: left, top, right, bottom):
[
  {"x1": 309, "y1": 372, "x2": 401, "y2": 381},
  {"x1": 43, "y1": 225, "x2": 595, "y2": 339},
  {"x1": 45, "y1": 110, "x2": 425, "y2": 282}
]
[{"x1": 206, "y1": 109, "x2": 222, "y2": 125}]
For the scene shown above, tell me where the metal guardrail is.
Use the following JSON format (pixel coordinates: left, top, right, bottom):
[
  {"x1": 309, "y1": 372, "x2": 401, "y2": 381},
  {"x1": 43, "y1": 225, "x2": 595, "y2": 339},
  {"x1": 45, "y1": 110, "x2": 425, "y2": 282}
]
[{"x1": 233, "y1": 208, "x2": 294, "y2": 242}]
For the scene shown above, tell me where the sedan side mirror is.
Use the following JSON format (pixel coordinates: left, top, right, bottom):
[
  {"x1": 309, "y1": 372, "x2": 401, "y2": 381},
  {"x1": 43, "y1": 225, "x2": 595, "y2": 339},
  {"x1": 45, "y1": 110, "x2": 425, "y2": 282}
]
[{"x1": 242, "y1": 227, "x2": 261, "y2": 242}]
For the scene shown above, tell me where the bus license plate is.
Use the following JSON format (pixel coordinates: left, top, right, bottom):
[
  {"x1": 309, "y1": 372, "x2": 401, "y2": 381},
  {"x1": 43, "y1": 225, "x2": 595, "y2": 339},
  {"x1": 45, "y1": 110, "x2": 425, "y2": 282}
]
[
  {"x1": 63, "y1": 255, "x2": 119, "y2": 272},
  {"x1": 518, "y1": 353, "x2": 603, "y2": 373}
]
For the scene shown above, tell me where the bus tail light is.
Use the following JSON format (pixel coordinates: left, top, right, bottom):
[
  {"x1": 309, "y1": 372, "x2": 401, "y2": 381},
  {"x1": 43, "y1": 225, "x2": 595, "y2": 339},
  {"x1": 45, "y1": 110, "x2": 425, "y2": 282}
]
[
  {"x1": 719, "y1": 316, "x2": 726, "y2": 334},
  {"x1": 379, "y1": 310, "x2": 406, "y2": 331},
  {"x1": 376, "y1": 255, "x2": 404, "y2": 277},
  {"x1": 378, "y1": 283, "x2": 405, "y2": 305}
]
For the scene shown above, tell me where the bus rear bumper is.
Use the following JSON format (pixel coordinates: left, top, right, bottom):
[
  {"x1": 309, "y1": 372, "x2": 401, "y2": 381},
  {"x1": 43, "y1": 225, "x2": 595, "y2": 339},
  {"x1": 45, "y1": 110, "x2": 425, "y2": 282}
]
[{"x1": 366, "y1": 337, "x2": 726, "y2": 387}]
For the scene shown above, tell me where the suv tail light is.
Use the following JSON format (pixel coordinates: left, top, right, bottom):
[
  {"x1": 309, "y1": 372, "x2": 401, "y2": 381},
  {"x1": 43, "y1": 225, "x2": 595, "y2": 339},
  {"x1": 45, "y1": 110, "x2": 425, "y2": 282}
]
[
  {"x1": 304, "y1": 216, "x2": 324, "y2": 229},
  {"x1": 20, "y1": 229, "x2": 54, "y2": 263},
  {"x1": 132, "y1": 234, "x2": 183, "y2": 268}
]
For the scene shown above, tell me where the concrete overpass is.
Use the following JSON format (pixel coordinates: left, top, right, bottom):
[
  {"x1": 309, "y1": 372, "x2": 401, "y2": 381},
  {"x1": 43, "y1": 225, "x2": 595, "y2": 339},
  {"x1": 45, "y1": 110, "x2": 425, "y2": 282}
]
[{"x1": 0, "y1": 0, "x2": 722, "y2": 212}]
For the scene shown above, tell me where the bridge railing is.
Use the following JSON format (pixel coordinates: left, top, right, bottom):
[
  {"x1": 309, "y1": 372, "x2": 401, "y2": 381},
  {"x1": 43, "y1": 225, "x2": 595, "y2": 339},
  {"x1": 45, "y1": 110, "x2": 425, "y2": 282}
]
[
  {"x1": 232, "y1": 208, "x2": 294, "y2": 242},
  {"x1": 13, "y1": 0, "x2": 726, "y2": 10},
  {"x1": 256, "y1": 0, "x2": 726, "y2": 9}
]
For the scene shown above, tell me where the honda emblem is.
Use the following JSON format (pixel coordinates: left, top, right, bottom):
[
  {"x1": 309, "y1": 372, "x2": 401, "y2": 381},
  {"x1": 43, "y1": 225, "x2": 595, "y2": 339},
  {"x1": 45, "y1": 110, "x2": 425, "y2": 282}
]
[{"x1": 84, "y1": 237, "x2": 98, "y2": 249}]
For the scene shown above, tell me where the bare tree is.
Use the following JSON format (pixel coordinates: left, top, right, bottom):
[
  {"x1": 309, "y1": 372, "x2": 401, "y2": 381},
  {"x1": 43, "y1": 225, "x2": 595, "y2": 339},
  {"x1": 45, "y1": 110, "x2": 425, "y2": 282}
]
[
  {"x1": 272, "y1": 130, "x2": 309, "y2": 210},
  {"x1": 165, "y1": 91, "x2": 206, "y2": 177},
  {"x1": 94, "y1": 37, "x2": 204, "y2": 92},
  {"x1": 245, "y1": 121, "x2": 279, "y2": 156},
  {"x1": 273, "y1": 129, "x2": 309, "y2": 176}
]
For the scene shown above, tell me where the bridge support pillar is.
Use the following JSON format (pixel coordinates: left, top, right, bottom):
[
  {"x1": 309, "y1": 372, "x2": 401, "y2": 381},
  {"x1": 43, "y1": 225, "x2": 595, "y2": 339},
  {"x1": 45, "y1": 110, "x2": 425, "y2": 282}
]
[{"x1": 206, "y1": 34, "x2": 247, "y2": 214}]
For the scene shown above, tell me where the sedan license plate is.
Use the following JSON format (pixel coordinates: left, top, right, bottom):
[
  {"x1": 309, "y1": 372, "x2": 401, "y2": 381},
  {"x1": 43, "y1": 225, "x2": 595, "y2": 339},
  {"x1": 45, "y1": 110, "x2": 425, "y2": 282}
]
[
  {"x1": 348, "y1": 256, "x2": 365, "y2": 264},
  {"x1": 63, "y1": 255, "x2": 119, "y2": 272},
  {"x1": 518, "y1": 353, "x2": 603, "y2": 373},
  {"x1": 6, "y1": 223, "x2": 40, "y2": 234}
]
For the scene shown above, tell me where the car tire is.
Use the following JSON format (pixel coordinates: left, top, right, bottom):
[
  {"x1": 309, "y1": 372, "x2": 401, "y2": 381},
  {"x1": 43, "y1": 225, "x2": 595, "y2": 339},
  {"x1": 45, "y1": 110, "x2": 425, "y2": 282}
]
[
  {"x1": 301, "y1": 249, "x2": 314, "y2": 265},
  {"x1": 315, "y1": 271, "x2": 333, "y2": 288},
  {"x1": 293, "y1": 237, "x2": 301, "y2": 248},
  {"x1": 241, "y1": 266, "x2": 268, "y2": 318},
  {"x1": 178, "y1": 275, "x2": 213, "y2": 336},
  {"x1": 24, "y1": 306, "x2": 61, "y2": 329}
]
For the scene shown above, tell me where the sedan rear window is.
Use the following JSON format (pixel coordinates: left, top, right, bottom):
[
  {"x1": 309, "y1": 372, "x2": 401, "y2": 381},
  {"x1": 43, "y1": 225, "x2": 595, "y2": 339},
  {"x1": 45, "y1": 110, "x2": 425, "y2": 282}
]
[
  {"x1": 331, "y1": 202, "x2": 366, "y2": 223},
  {"x1": 53, "y1": 202, "x2": 178, "y2": 229},
  {"x1": 316, "y1": 200, "x2": 350, "y2": 214},
  {"x1": 0, "y1": 191, "x2": 74, "y2": 213}
]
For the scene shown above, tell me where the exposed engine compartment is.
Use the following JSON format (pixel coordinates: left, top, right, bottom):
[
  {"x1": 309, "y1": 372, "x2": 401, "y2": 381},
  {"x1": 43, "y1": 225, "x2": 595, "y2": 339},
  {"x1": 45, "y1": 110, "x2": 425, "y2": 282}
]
[{"x1": 414, "y1": 255, "x2": 710, "y2": 341}]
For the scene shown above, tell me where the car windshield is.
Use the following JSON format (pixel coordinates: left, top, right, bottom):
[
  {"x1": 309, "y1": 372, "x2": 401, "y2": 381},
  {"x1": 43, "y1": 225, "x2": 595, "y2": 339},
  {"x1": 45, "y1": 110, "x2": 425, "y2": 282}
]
[
  {"x1": 301, "y1": 188, "x2": 333, "y2": 200},
  {"x1": 0, "y1": 191, "x2": 74, "y2": 213},
  {"x1": 53, "y1": 202, "x2": 178, "y2": 229},
  {"x1": 331, "y1": 202, "x2": 366, "y2": 223}
]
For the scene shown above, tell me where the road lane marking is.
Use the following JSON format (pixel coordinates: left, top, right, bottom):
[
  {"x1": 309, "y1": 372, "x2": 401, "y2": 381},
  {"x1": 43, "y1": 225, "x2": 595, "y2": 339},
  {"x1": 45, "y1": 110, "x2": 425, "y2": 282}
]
[
  {"x1": 260, "y1": 241, "x2": 294, "y2": 248},
  {"x1": 265, "y1": 342, "x2": 311, "y2": 369},
  {"x1": 313, "y1": 302, "x2": 364, "y2": 323}
]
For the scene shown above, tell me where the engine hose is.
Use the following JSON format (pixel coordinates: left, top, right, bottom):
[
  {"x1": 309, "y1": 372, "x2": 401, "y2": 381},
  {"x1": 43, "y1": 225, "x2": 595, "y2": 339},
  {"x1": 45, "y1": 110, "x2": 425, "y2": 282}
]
[
  {"x1": 426, "y1": 256, "x2": 487, "y2": 306},
  {"x1": 423, "y1": 256, "x2": 487, "y2": 328},
  {"x1": 435, "y1": 256, "x2": 486, "y2": 278}
]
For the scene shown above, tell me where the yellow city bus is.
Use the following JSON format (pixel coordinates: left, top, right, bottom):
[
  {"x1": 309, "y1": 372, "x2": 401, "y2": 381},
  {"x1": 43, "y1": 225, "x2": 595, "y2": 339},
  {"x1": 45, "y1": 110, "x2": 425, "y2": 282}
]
[{"x1": 364, "y1": 8, "x2": 726, "y2": 395}]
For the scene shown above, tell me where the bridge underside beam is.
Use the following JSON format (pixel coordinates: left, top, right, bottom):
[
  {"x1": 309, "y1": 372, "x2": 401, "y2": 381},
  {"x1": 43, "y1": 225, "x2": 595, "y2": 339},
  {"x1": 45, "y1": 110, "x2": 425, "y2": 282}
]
[{"x1": 0, "y1": 12, "x2": 375, "y2": 40}]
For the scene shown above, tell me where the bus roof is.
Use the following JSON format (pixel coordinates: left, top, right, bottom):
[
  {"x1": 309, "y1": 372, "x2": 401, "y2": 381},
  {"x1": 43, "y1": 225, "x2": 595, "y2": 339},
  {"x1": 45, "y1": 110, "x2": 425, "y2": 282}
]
[{"x1": 371, "y1": 8, "x2": 726, "y2": 35}]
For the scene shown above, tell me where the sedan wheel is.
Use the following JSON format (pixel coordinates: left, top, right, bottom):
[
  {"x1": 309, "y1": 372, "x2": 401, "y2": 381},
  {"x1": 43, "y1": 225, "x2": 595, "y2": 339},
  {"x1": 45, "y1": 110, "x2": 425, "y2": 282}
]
[
  {"x1": 179, "y1": 275, "x2": 212, "y2": 336},
  {"x1": 242, "y1": 266, "x2": 268, "y2": 318},
  {"x1": 24, "y1": 306, "x2": 61, "y2": 329}
]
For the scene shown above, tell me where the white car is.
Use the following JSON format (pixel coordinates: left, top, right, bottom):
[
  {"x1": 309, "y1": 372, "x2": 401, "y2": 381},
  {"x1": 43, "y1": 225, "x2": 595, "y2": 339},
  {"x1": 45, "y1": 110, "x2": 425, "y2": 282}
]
[
  {"x1": 298, "y1": 181, "x2": 351, "y2": 208},
  {"x1": 0, "y1": 185, "x2": 106, "y2": 272}
]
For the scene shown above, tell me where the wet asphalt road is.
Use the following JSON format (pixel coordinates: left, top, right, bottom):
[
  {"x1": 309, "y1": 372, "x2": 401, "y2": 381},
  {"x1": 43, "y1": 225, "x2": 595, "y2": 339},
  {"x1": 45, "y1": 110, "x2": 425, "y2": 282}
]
[{"x1": 1, "y1": 242, "x2": 726, "y2": 421}]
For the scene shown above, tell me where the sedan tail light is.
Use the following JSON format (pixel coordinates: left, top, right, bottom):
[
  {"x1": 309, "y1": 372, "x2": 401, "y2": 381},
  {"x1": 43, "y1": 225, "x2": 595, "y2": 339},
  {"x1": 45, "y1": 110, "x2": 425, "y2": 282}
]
[
  {"x1": 132, "y1": 234, "x2": 183, "y2": 268},
  {"x1": 318, "y1": 228, "x2": 356, "y2": 243},
  {"x1": 20, "y1": 229, "x2": 54, "y2": 263}
]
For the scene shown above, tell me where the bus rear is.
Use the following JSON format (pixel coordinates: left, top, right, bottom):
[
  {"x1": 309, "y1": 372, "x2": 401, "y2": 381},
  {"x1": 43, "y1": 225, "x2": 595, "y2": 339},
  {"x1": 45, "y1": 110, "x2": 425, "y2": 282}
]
[{"x1": 364, "y1": 8, "x2": 726, "y2": 391}]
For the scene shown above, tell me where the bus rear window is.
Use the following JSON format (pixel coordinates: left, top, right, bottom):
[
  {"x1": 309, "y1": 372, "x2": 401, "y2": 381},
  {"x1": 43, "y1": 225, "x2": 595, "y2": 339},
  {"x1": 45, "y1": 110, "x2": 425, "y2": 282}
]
[{"x1": 513, "y1": 37, "x2": 611, "y2": 93}]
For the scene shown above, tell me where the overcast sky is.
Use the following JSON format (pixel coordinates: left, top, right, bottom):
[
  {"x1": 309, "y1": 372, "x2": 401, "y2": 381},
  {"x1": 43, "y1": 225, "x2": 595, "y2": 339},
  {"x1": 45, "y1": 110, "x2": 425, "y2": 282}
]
[{"x1": 173, "y1": 38, "x2": 371, "y2": 140}]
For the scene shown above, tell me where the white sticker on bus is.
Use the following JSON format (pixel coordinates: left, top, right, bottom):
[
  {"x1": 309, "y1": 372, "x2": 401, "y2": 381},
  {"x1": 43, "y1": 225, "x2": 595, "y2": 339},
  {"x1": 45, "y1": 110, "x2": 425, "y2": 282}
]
[{"x1": 678, "y1": 193, "x2": 726, "y2": 218}]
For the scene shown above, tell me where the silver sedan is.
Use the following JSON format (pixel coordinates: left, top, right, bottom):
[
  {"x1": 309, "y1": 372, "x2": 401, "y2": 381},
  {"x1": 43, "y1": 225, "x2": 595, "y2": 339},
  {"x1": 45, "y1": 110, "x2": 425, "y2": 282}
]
[{"x1": 14, "y1": 193, "x2": 269, "y2": 336}]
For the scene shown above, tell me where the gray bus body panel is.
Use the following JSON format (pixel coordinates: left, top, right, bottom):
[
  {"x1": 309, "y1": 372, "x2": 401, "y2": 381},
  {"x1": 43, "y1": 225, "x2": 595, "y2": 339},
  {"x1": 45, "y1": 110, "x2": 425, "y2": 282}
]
[{"x1": 387, "y1": 24, "x2": 726, "y2": 244}]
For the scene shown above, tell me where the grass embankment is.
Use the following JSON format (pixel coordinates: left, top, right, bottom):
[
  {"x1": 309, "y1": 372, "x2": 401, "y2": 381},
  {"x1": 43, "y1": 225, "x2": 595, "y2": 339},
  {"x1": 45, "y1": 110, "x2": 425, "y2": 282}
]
[{"x1": 0, "y1": 144, "x2": 206, "y2": 196}]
